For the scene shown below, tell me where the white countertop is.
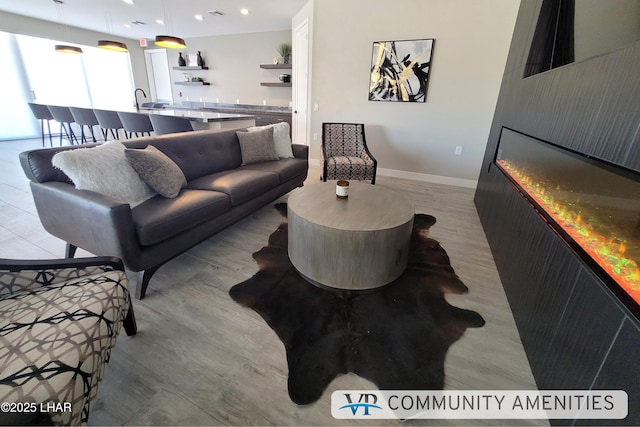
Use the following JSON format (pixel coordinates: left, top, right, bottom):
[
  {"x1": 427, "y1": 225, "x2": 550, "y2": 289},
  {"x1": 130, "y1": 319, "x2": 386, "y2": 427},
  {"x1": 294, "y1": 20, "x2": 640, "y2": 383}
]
[{"x1": 123, "y1": 108, "x2": 255, "y2": 123}]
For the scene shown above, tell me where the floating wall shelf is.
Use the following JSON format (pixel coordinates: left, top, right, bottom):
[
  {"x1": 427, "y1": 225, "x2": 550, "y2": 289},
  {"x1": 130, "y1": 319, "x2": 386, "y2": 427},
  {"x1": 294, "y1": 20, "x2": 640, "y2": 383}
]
[
  {"x1": 172, "y1": 66, "x2": 209, "y2": 70},
  {"x1": 260, "y1": 64, "x2": 292, "y2": 69},
  {"x1": 175, "y1": 81, "x2": 210, "y2": 86},
  {"x1": 260, "y1": 82, "x2": 292, "y2": 87}
]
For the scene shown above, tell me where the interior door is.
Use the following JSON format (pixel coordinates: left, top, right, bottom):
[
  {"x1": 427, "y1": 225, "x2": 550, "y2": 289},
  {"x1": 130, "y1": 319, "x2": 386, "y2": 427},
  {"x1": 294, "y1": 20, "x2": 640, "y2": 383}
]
[
  {"x1": 144, "y1": 48, "x2": 173, "y2": 103},
  {"x1": 293, "y1": 19, "x2": 310, "y2": 146}
]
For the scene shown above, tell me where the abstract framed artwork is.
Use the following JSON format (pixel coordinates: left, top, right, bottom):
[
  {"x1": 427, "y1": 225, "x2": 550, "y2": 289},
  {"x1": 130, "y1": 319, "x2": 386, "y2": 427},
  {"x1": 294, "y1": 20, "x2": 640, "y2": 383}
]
[{"x1": 369, "y1": 38, "x2": 435, "y2": 103}]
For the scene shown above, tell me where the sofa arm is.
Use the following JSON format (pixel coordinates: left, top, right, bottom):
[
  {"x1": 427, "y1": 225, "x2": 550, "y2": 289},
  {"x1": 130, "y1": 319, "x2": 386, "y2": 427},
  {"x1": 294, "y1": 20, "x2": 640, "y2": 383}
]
[
  {"x1": 292, "y1": 144, "x2": 309, "y2": 160},
  {"x1": 0, "y1": 256, "x2": 124, "y2": 298},
  {"x1": 30, "y1": 182, "x2": 142, "y2": 267}
]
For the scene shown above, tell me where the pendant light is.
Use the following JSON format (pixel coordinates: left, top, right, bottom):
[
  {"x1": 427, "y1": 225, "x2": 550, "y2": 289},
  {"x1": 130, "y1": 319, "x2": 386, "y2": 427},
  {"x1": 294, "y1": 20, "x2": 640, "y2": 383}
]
[
  {"x1": 97, "y1": 0, "x2": 128, "y2": 52},
  {"x1": 54, "y1": 44, "x2": 83, "y2": 54},
  {"x1": 155, "y1": 0, "x2": 186, "y2": 49},
  {"x1": 97, "y1": 40, "x2": 129, "y2": 52},
  {"x1": 53, "y1": 0, "x2": 83, "y2": 54},
  {"x1": 155, "y1": 35, "x2": 186, "y2": 48}
]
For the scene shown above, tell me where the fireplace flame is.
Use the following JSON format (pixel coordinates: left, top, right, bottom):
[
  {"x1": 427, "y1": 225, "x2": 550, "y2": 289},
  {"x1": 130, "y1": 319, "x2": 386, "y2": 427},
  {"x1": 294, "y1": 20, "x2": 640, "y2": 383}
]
[{"x1": 497, "y1": 159, "x2": 639, "y2": 305}]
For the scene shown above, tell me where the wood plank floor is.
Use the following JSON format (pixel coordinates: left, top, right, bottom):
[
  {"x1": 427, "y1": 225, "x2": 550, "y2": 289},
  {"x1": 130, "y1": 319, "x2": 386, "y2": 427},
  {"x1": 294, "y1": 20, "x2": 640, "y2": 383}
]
[{"x1": 0, "y1": 138, "x2": 547, "y2": 426}]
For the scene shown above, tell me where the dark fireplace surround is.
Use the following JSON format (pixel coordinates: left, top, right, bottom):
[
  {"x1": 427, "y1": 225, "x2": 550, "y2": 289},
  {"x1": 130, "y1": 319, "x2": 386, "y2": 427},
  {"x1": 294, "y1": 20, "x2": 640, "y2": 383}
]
[{"x1": 475, "y1": 126, "x2": 640, "y2": 425}]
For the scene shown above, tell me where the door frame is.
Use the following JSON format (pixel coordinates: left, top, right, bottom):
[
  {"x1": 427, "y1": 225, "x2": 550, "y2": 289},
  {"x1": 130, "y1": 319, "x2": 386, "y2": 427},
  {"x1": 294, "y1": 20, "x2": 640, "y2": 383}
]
[
  {"x1": 292, "y1": 18, "x2": 310, "y2": 146},
  {"x1": 143, "y1": 48, "x2": 173, "y2": 103}
]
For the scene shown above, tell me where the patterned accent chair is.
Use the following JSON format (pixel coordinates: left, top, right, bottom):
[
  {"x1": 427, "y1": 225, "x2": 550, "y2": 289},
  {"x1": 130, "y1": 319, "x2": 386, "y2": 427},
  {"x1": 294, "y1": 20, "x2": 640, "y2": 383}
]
[
  {"x1": 321, "y1": 122, "x2": 378, "y2": 184},
  {"x1": 0, "y1": 257, "x2": 136, "y2": 426}
]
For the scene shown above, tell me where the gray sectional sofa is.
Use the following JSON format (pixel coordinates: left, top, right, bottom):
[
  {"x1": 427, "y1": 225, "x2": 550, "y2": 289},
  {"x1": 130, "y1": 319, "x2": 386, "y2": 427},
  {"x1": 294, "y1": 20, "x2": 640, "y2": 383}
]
[{"x1": 20, "y1": 128, "x2": 308, "y2": 299}]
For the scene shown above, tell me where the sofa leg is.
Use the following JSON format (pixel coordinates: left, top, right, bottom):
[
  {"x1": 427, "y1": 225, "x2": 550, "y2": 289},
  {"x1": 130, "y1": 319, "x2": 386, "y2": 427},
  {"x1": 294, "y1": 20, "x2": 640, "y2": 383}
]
[
  {"x1": 123, "y1": 299, "x2": 137, "y2": 336},
  {"x1": 129, "y1": 266, "x2": 160, "y2": 300},
  {"x1": 65, "y1": 243, "x2": 78, "y2": 259}
]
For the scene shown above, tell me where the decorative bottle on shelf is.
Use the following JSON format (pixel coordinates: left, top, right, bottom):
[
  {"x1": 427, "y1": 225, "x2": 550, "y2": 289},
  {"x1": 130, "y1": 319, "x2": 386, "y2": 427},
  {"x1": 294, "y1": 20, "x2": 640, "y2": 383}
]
[
  {"x1": 178, "y1": 52, "x2": 186, "y2": 67},
  {"x1": 197, "y1": 51, "x2": 205, "y2": 67}
]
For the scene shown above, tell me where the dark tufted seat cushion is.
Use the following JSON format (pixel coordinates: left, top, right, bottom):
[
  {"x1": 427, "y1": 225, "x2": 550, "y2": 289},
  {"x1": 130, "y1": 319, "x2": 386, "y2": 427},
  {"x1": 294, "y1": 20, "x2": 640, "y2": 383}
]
[
  {"x1": 131, "y1": 189, "x2": 231, "y2": 246},
  {"x1": 187, "y1": 170, "x2": 279, "y2": 206},
  {"x1": 239, "y1": 158, "x2": 309, "y2": 183}
]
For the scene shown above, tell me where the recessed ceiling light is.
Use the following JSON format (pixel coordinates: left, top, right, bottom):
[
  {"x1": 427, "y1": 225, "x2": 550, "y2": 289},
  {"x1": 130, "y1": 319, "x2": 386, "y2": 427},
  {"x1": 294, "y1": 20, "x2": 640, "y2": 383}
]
[
  {"x1": 122, "y1": 0, "x2": 134, "y2": 4},
  {"x1": 156, "y1": 19, "x2": 164, "y2": 25},
  {"x1": 240, "y1": 8, "x2": 249, "y2": 15},
  {"x1": 194, "y1": 14, "x2": 204, "y2": 21}
]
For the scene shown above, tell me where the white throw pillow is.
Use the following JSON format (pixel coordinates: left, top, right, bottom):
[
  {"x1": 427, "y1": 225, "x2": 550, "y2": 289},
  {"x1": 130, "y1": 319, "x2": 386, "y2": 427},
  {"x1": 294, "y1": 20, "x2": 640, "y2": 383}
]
[
  {"x1": 247, "y1": 122, "x2": 294, "y2": 158},
  {"x1": 52, "y1": 141, "x2": 156, "y2": 207}
]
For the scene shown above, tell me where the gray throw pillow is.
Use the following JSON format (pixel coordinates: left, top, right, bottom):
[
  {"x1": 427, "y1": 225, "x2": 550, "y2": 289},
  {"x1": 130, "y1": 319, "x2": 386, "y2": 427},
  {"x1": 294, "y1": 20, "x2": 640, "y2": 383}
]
[
  {"x1": 236, "y1": 127, "x2": 278, "y2": 165},
  {"x1": 247, "y1": 122, "x2": 294, "y2": 158},
  {"x1": 125, "y1": 145, "x2": 187, "y2": 198},
  {"x1": 52, "y1": 141, "x2": 156, "y2": 207}
]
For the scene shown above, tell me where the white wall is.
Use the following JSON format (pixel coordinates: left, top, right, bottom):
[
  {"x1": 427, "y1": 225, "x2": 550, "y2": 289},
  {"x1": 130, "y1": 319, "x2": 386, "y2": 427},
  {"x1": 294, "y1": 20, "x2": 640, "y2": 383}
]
[
  {"x1": 309, "y1": 0, "x2": 520, "y2": 185},
  {"x1": 164, "y1": 30, "x2": 293, "y2": 107}
]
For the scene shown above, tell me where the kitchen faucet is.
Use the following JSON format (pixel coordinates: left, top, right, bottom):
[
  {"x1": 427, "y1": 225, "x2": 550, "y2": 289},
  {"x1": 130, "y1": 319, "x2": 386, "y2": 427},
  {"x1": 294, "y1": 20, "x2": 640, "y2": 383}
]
[{"x1": 134, "y1": 88, "x2": 147, "y2": 111}]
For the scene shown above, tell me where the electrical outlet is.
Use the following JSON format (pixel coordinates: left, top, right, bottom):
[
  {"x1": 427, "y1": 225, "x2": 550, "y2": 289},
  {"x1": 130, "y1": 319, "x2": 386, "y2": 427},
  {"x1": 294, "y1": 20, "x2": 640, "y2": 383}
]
[
  {"x1": 455, "y1": 146, "x2": 463, "y2": 155},
  {"x1": 313, "y1": 103, "x2": 319, "y2": 111}
]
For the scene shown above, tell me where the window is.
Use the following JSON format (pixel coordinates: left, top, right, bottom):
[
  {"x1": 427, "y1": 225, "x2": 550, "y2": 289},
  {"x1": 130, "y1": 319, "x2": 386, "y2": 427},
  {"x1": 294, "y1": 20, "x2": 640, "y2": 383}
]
[
  {"x1": 18, "y1": 34, "x2": 91, "y2": 107},
  {"x1": 0, "y1": 33, "x2": 37, "y2": 140},
  {"x1": 0, "y1": 31, "x2": 135, "y2": 140}
]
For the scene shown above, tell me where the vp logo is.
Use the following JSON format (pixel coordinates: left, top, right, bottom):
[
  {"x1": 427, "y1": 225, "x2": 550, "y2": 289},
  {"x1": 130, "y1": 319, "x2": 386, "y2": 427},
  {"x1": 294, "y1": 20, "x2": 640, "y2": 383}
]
[{"x1": 339, "y1": 393, "x2": 382, "y2": 416}]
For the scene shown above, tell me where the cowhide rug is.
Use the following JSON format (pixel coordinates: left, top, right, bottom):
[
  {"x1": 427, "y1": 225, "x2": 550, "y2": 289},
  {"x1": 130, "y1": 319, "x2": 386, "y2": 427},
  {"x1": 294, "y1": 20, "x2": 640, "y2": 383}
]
[{"x1": 229, "y1": 203, "x2": 485, "y2": 405}]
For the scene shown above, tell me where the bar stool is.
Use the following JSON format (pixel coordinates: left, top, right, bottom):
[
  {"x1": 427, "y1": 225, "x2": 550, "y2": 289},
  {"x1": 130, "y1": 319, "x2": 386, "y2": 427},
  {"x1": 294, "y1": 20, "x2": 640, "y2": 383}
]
[
  {"x1": 69, "y1": 107, "x2": 100, "y2": 143},
  {"x1": 117, "y1": 111, "x2": 153, "y2": 138},
  {"x1": 94, "y1": 109, "x2": 124, "y2": 140},
  {"x1": 47, "y1": 105, "x2": 79, "y2": 145},
  {"x1": 27, "y1": 103, "x2": 54, "y2": 147},
  {"x1": 149, "y1": 114, "x2": 194, "y2": 135}
]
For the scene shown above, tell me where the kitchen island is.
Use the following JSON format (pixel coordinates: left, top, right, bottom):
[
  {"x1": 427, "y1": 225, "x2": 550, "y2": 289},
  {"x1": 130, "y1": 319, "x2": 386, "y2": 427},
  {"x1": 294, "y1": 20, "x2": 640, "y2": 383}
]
[
  {"x1": 172, "y1": 102, "x2": 292, "y2": 129},
  {"x1": 134, "y1": 108, "x2": 255, "y2": 130}
]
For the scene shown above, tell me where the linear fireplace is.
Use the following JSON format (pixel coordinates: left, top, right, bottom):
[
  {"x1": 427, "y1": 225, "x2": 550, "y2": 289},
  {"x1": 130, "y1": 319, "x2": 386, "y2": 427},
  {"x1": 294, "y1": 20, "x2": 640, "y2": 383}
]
[{"x1": 494, "y1": 128, "x2": 640, "y2": 317}]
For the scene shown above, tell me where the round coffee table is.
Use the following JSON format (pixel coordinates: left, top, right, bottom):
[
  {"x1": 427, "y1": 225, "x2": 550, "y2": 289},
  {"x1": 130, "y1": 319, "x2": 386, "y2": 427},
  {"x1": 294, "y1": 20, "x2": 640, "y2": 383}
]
[{"x1": 287, "y1": 182, "x2": 414, "y2": 290}]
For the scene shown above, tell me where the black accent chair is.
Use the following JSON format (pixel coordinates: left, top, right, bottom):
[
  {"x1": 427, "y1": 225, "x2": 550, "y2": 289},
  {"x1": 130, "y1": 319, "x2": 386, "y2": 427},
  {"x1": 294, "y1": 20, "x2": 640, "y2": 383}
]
[
  {"x1": 27, "y1": 103, "x2": 55, "y2": 147},
  {"x1": 69, "y1": 107, "x2": 100, "y2": 143},
  {"x1": 321, "y1": 122, "x2": 378, "y2": 184},
  {"x1": 117, "y1": 111, "x2": 154, "y2": 138},
  {"x1": 149, "y1": 114, "x2": 194, "y2": 135}
]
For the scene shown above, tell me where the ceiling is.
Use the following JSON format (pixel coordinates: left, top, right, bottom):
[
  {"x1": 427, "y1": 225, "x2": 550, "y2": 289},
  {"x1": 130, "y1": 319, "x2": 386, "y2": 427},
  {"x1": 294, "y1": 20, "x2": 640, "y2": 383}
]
[{"x1": 0, "y1": 0, "x2": 308, "y2": 40}]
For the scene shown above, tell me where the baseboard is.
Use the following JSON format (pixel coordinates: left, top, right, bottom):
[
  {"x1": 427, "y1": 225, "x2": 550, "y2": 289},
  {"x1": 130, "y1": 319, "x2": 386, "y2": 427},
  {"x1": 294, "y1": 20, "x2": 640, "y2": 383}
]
[
  {"x1": 309, "y1": 159, "x2": 478, "y2": 189},
  {"x1": 377, "y1": 167, "x2": 478, "y2": 189}
]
